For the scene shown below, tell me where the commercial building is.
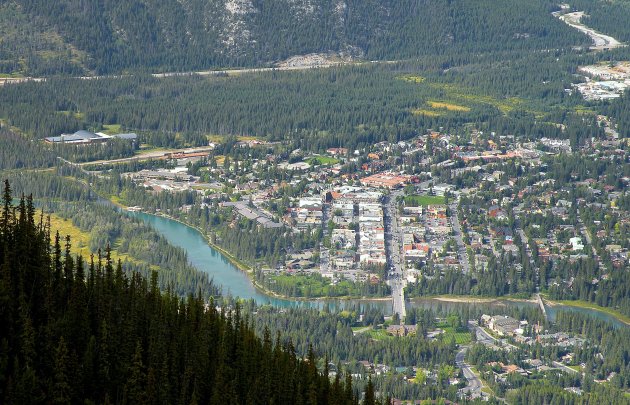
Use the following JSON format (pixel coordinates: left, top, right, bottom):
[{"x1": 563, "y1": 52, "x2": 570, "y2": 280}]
[{"x1": 44, "y1": 130, "x2": 138, "y2": 145}]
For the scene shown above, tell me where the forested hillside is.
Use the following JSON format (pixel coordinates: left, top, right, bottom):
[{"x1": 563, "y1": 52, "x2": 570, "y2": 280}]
[
  {"x1": 2, "y1": 0, "x2": 589, "y2": 75},
  {"x1": 0, "y1": 61, "x2": 589, "y2": 149},
  {"x1": 0, "y1": 181, "x2": 370, "y2": 404}
]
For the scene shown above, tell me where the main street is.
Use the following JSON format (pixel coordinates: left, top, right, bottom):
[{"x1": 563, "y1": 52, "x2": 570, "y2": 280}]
[
  {"x1": 383, "y1": 190, "x2": 406, "y2": 320},
  {"x1": 449, "y1": 200, "x2": 471, "y2": 273}
]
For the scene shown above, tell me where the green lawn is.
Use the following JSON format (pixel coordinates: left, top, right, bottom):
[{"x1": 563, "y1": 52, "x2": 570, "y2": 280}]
[
  {"x1": 436, "y1": 322, "x2": 472, "y2": 344},
  {"x1": 404, "y1": 195, "x2": 446, "y2": 207},
  {"x1": 268, "y1": 273, "x2": 363, "y2": 298},
  {"x1": 366, "y1": 328, "x2": 396, "y2": 341},
  {"x1": 308, "y1": 156, "x2": 340, "y2": 166},
  {"x1": 56, "y1": 110, "x2": 85, "y2": 120},
  {"x1": 101, "y1": 123, "x2": 122, "y2": 134}
]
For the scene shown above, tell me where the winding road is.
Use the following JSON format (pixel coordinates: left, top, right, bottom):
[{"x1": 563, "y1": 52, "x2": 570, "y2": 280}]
[
  {"x1": 456, "y1": 346, "x2": 484, "y2": 399},
  {"x1": 556, "y1": 10, "x2": 625, "y2": 51}
]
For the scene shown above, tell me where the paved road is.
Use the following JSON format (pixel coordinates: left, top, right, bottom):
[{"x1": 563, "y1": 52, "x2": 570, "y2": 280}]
[
  {"x1": 512, "y1": 203, "x2": 541, "y2": 288},
  {"x1": 8, "y1": 59, "x2": 404, "y2": 86},
  {"x1": 152, "y1": 62, "x2": 347, "y2": 78},
  {"x1": 319, "y1": 202, "x2": 332, "y2": 274},
  {"x1": 473, "y1": 325, "x2": 496, "y2": 346},
  {"x1": 449, "y1": 200, "x2": 470, "y2": 273},
  {"x1": 473, "y1": 323, "x2": 518, "y2": 351},
  {"x1": 553, "y1": 361, "x2": 580, "y2": 375},
  {"x1": 57, "y1": 157, "x2": 91, "y2": 176},
  {"x1": 576, "y1": 208, "x2": 608, "y2": 272},
  {"x1": 516, "y1": 228, "x2": 536, "y2": 267},
  {"x1": 383, "y1": 190, "x2": 406, "y2": 319},
  {"x1": 558, "y1": 11, "x2": 625, "y2": 51},
  {"x1": 456, "y1": 346, "x2": 483, "y2": 399}
]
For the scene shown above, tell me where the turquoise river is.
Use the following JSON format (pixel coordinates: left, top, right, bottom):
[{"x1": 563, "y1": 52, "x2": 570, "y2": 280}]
[{"x1": 130, "y1": 211, "x2": 627, "y2": 327}]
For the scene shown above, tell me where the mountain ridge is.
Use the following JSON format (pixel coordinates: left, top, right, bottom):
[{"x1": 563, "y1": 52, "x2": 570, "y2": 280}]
[{"x1": 2, "y1": 0, "x2": 588, "y2": 75}]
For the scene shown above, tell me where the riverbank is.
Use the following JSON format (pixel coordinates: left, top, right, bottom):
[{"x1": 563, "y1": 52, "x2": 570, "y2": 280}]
[
  {"x1": 417, "y1": 295, "x2": 537, "y2": 304},
  {"x1": 123, "y1": 205, "x2": 393, "y2": 302},
  {"x1": 100, "y1": 198, "x2": 630, "y2": 324},
  {"x1": 103, "y1": 195, "x2": 255, "y2": 273},
  {"x1": 544, "y1": 298, "x2": 630, "y2": 326},
  {"x1": 150, "y1": 212, "x2": 254, "y2": 273}
]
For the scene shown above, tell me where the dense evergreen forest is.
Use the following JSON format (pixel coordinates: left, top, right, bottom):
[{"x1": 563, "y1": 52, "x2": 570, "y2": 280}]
[
  {"x1": 0, "y1": 171, "x2": 218, "y2": 298},
  {"x1": 0, "y1": 0, "x2": 591, "y2": 75},
  {"x1": 0, "y1": 182, "x2": 383, "y2": 404},
  {"x1": 0, "y1": 57, "x2": 609, "y2": 152}
]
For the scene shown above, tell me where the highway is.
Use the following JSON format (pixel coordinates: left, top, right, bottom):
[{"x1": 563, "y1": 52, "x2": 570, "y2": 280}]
[
  {"x1": 557, "y1": 11, "x2": 625, "y2": 51},
  {"x1": 6, "y1": 59, "x2": 405, "y2": 87}
]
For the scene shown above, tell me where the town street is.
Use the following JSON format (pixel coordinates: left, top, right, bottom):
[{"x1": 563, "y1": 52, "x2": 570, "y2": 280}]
[
  {"x1": 383, "y1": 190, "x2": 406, "y2": 319},
  {"x1": 472, "y1": 321, "x2": 518, "y2": 351},
  {"x1": 456, "y1": 346, "x2": 484, "y2": 399}
]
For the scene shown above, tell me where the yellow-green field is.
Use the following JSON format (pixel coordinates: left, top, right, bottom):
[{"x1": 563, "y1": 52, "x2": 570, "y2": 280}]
[
  {"x1": 427, "y1": 101, "x2": 471, "y2": 112},
  {"x1": 207, "y1": 134, "x2": 261, "y2": 143},
  {"x1": 48, "y1": 213, "x2": 150, "y2": 268},
  {"x1": 101, "y1": 124, "x2": 122, "y2": 134},
  {"x1": 398, "y1": 75, "x2": 426, "y2": 84},
  {"x1": 436, "y1": 321, "x2": 472, "y2": 344},
  {"x1": 56, "y1": 110, "x2": 85, "y2": 120},
  {"x1": 404, "y1": 195, "x2": 447, "y2": 206},
  {"x1": 136, "y1": 146, "x2": 168, "y2": 156},
  {"x1": 399, "y1": 74, "x2": 541, "y2": 116},
  {"x1": 108, "y1": 194, "x2": 128, "y2": 208},
  {"x1": 48, "y1": 215, "x2": 90, "y2": 256},
  {"x1": 411, "y1": 109, "x2": 441, "y2": 117}
]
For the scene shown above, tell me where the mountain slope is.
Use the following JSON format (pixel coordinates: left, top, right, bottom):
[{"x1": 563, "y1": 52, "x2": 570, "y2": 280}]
[
  {"x1": 0, "y1": 183, "x2": 358, "y2": 404},
  {"x1": 6, "y1": 0, "x2": 588, "y2": 75}
]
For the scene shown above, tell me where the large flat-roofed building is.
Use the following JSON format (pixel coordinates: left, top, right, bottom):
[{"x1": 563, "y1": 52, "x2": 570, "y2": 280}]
[
  {"x1": 45, "y1": 130, "x2": 137, "y2": 145},
  {"x1": 360, "y1": 172, "x2": 410, "y2": 189},
  {"x1": 488, "y1": 315, "x2": 520, "y2": 336}
]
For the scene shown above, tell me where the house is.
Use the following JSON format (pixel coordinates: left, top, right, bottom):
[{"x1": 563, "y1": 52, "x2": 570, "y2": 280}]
[
  {"x1": 327, "y1": 148, "x2": 348, "y2": 156},
  {"x1": 433, "y1": 183, "x2": 453, "y2": 196},
  {"x1": 386, "y1": 324, "x2": 417, "y2": 337},
  {"x1": 570, "y1": 237, "x2": 584, "y2": 251}
]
